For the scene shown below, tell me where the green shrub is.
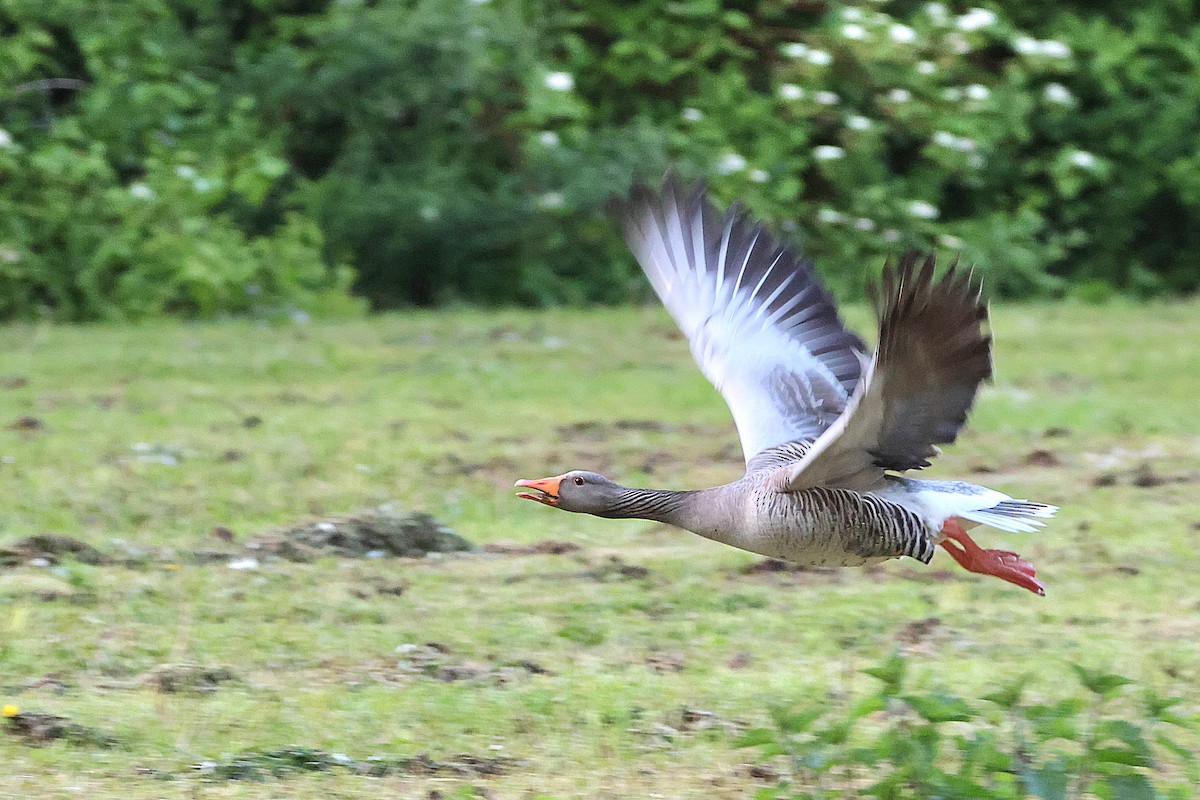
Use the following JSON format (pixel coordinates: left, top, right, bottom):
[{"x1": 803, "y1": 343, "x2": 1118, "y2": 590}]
[
  {"x1": 737, "y1": 653, "x2": 1199, "y2": 799},
  {"x1": 1, "y1": 0, "x2": 1199, "y2": 318}
]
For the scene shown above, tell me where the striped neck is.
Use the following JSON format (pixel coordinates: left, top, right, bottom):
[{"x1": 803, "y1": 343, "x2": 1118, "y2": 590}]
[{"x1": 594, "y1": 487, "x2": 697, "y2": 526}]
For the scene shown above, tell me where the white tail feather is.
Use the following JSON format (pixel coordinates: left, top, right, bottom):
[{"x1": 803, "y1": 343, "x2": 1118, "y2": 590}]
[{"x1": 959, "y1": 500, "x2": 1058, "y2": 534}]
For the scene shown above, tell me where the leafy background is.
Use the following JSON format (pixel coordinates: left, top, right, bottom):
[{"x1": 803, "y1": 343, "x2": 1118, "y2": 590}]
[{"x1": 2, "y1": 0, "x2": 1199, "y2": 319}]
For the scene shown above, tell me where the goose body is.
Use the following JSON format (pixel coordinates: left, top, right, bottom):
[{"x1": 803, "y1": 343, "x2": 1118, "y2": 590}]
[{"x1": 517, "y1": 175, "x2": 1056, "y2": 594}]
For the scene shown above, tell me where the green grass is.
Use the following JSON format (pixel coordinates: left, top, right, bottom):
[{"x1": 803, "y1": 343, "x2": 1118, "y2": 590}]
[{"x1": 1, "y1": 301, "x2": 1198, "y2": 798}]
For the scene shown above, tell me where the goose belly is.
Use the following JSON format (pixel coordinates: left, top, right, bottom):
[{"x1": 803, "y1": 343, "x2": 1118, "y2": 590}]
[{"x1": 735, "y1": 487, "x2": 935, "y2": 566}]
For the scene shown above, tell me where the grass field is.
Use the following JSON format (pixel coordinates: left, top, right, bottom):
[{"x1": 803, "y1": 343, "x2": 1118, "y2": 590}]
[{"x1": 1, "y1": 301, "x2": 1198, "y2": 798}]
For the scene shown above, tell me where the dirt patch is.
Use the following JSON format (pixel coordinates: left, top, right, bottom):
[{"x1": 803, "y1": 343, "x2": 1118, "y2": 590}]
[
  {"x1": 1091, "y1": 462, "x2": 1198, "y2": 489},
  {"x1": 739, "y1": 559, "x2": 842, "y2": 581},
  {"x1": 483, "y1": 539, "x2": 581, "y2": 556},
  {"x1": 554, "y1": 418, "x2": 727, "y2": 443},
  {"x1": 142, "y1": 663, "x2": 239, "y2": 694},
  {"x1": 889, "y1": 566, "x2": 956, "y2": 584},
  {"x1": 631, "y1": 707, "x2": 747, "y2": 749},
  {"x1": 1024, "y1": 449, "x2": 1063, "y2": 468},
  {"x1": 0, "y1": 535, "x2": 108, "y2": 568},
  {"x1": 584, "y1": 556, "x2": 650, "y2": 581},
  {"x1": 5, "y1": 415, "x2": 44, "y2": 432},
  {"x1": 896, "y1": 616, "x2": 944, "y2": 656},
  {"x1": 197, "y1": 747, "x2": 514, "y2": 781},
  {"x1": 391, "y1": 643, "x2": 552, "y2": 685},
  {"x1": 645, "y1": 651, "x2": 686, "y2": 673},
  {"x1": 248, "y1": 503, "x2": 473, "y2": 561},
  {"x1": 4, "y1": 711, "x2": 115, "y2": 748}
]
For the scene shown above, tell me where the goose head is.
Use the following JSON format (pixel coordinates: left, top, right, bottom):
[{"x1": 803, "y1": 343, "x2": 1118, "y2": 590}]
[{"x1": 515, "y1": 470, "x2": 625, "y2": 514}]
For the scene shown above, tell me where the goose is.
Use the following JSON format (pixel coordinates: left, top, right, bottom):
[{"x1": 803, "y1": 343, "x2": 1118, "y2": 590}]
[{"x1": 516, "y1": 175, "x2": 1055, "y2": 595}]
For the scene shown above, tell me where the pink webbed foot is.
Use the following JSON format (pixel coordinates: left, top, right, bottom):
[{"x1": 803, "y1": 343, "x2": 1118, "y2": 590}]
[{"x1": 938, "y1": 519, "x2": 1045, "y2": 596}]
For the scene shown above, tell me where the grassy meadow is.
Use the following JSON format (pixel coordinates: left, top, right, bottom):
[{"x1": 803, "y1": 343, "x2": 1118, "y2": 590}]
[{"x1": 1, "y1": 301, "x2": 1199, "y2": 798}]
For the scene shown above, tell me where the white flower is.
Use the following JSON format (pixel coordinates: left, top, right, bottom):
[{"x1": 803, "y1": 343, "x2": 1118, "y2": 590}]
[
  {"x1": 841, "y1": 23, "x2": 868, "y2": 40},
  {"x1": 947, "y1": 32, "x2": 971, "y2": 53},
  {"x1": 544, "y1": 72, "x2": 574, "y2": 92},
  {"x1": 968, "y1": 152, "x2": 986, "y2": 169},
  {"x1": 1040, "y1": 40, "x2": 1072, "y2": 58},
  {"x1": 1043, "y1": 83, "x2": 1074, "y2": 105},
  {"x1": 932, "y1": 131, "x2": 977, "y2": 152},
  {"x1": 174, "y1": 165, "x2": 197, "y2": 180},
  {"x1": 681, "y1": 107, "x2": 704, "y2": 122},
  {"x1": 537, "y1": 191, "x2": 565, "y2": 209},
  {"x1": 814, "y1": 90, "x2": 840, "y2": 105},
  {"x1": 853, "y1": 217, "x2": 876, "y2": 231},
  {"x1": 538, "y1": 131, "x2": 560, "y2": 147},
  {"x1": 965, "y1": 84, "x2": 990, "y2": 101},
  {"x1": 846, "y1": 114, "x2": 872, "y2": 131},
  {"x1": 716, "y1": 152, "x2": 748, "y2": 174},
  {"x1": 0, "y1": 129, "x2": 13, "y2": 149},
  {"x1": 1013, "y1": 35, "x2": 1040, "y2": 55},
  {"x1": 193, "y1": 178, "x2": 215, "y2": 192},
  {"x1": 817, "y1": 207, "x2": 846, "y2": 224},
  {"x1": 889, "y1": 24, "x2": 917, "y2": 44},
  {"x1": 778, "y1": 83, "x2": 805, "y2": 101},
  {"x1": 749, "y1": 169, "x2": 770, "y2": 183},
  {"x1": 806, "y1": 49, "x2": 833, "y2": 66},
  {"x1": 129, "y1": 183, "x2": 155, "y2": 200},
  {"x1": 956, "y1": 8, "x2": 997, "y2": 32},
  {"x1": 419, "y1": 204, "x2": 440, "y2": 221},
  {"x1": 906, "y1": 200, "x2": 940, "y2": 219},
  {"x1": 940, "y1": 234, "x2": 965, "y2": 249},
  {"x1": 916, "y1": 60, "x2": 938, "y2": 75},
  {"x1": 882, "y1": 228, "x2": 902, "y2": 242},
  {"x1": 942, "y1": 87, "x2": 964, "y2": 102},
  {"x1": 1069, "y1": 150, "x2": 1098, "y2": 169},
  {"x1": 841, "y1": 7, "x2": 865, "y2": 21},
  {"x1": 782, "y1": 42, "x2": 809, "y2": 58},
  {"x1": 925, "y1": 2, "x2": 948, "y2": 21},
  {"x1": 887, "y1": 88, "x2": 913, "y2": 103},
  {"x1": 813, "y1": 145, "x2": 846, "y2": 161}
]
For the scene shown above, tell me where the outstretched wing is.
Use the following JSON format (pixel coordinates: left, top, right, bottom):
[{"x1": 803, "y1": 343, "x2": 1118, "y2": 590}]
[
  {"x1": 781, "y1": 253, "x2": 993, "y2": 491},
  {"x1": 615, "y1": 174, "x2": 867, "y2": 464}
]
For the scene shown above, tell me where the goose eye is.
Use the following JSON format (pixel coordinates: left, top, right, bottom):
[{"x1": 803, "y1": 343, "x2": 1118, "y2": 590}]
[{"x1": 573, "y1": 476, "x2": 585, "y2": 486}]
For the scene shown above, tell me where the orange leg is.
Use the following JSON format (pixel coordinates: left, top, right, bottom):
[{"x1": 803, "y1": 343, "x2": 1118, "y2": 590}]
[{"x1": 938, "y1": 519, "x2": 1045, "y2": 596}]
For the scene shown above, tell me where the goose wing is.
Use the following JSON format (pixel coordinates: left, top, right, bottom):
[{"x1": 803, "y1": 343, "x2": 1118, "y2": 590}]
[
  {"x1": 615, "y1": 175, "x2": 867, "y2": 465},
  {"x1": 780, "y1": 253, "x2": 993, "y2": 491}
]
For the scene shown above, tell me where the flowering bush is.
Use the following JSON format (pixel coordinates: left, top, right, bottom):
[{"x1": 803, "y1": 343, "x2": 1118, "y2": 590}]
[{"x1": 0, "y1": 0, "x2": 1198, "y2": 317}]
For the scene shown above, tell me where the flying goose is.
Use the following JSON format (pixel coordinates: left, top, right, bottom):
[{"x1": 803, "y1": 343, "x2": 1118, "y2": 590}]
[{"x1": 517, "y1": 175, "x2": 1055, "y2": 595}]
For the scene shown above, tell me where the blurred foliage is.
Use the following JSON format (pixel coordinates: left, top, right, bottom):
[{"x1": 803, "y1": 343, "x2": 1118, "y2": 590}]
[
  {"x1": 1, "y1": 0, "x2": 1199, "y2": 318},
  {"x1": 739, "y1": 652, "x2": 1199, "y2": 799}
]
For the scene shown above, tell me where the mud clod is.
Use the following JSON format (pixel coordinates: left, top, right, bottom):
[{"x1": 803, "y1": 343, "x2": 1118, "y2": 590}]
[
  {"x1": 251, "y1": 504, "x2": 473, "y2": 561},
  {"x1": 0, "y1": 535, "x2": 108, "y2": 568},
  {"x1": 143, "y1": 663, "x2": 239, "y2": 694}
]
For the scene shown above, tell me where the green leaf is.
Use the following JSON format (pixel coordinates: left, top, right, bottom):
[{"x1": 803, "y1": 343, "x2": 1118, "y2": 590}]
[
  {"x1": 816, "y1": 719, "x2": 852, "y2": 746},
  {"x1": 1095, "y1": 720, "x2": 1154, "y2": 765},
  {"x1": 903, "y1": 692, "x2": 975, "y2": 723},
  {"x1": 1025, "y1": 699, "x2": 1087, "y2": 740},
  {"x1": 983, "y1": 674, "x2": 1030, "y2": 709},
  {"x1": 1072, "y1": 664, "x2": 1134, "y2": 698},
  {"x1": 734, "y1": 728, "x2": 777, "y2": 749},
  {"x1": 1155, "y1": 732, "x2": 1196, "y2": 764},
  {"x1": 769, "y1": 706, "x2": 823, "y2": 734},
  {"x1": 848, "y1": 693, "x2": 885, "y2": 720},
  {"x1": 1091, "y1": 746, "x2": 1152, "y2": 768},
  {"x1": 862, "y1": 651, "x2": 906, "y2": 695},
  {"x1": 1021, "y1": 758, "x2": 1070, "y2": 800},
  {"x1": 1105, "y1": 773, "x2": 1157, "y2": 800}
]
